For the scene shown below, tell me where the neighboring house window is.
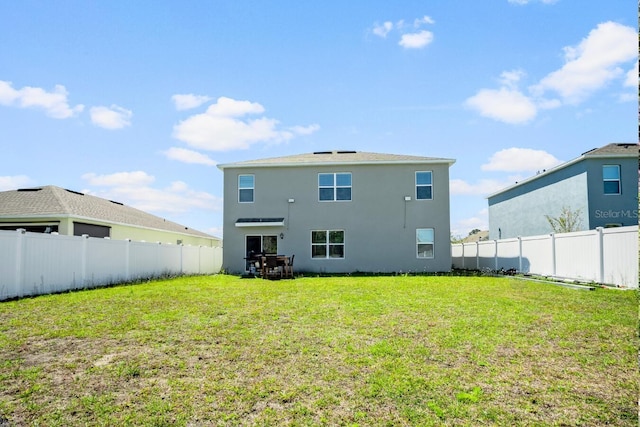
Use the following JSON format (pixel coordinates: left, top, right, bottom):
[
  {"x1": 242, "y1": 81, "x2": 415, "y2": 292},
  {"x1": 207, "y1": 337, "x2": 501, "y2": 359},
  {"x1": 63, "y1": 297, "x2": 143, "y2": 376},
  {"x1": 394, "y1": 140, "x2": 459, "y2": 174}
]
[
  {"x1": 416, "y1": 171, "x2": 433, "y2": 200},
  {"x1": 602, "y1": 165, "x2": 621, "y2": 195},
  {"x1": 238, "y1": 174, "x2": 255, "y2": 202},
  {"x1": 416, "y1": 228, "x2": 434, "y2": 258},
  {"x1": 311, "y1": 230, "x2": 345, "y2": 258},
  {"x1": 319, "y1": 173, "x2": 351, "y2": 201},
  {"x1": 73, "y1": 222, "x2": 111, "y2": 238}
]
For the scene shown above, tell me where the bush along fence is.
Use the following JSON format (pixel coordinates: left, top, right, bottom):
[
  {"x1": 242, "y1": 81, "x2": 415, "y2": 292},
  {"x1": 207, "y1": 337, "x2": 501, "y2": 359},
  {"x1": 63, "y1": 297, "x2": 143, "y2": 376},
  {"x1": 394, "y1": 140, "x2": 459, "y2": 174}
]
[
  {"x1": 0, "y1": 229, "x2": 223, "y2": 300},
  {"x1": 451, "y1": 225, "x2": 638, "y2": 288}
]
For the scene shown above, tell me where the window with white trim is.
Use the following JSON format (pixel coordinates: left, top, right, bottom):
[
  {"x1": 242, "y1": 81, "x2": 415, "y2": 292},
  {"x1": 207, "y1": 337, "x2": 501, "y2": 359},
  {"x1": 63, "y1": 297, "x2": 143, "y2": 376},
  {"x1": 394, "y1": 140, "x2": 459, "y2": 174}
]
[
  {"x1": 238, "y1": 174, "x2": 254, "y2": 203},
  {"x1": 602, "y1": 165, "x2": 621, "y2": 195},
  {"x1": 319, "y1": 173, "x2": 351, "y2": 201},
  {"x1": 312, "y1": 230, "x2": 345, "y2": 258},
  {"x1": 416, "y1": 228, "x2": 434, "y2": 258},
  {"x1": 416, "y1": 171, "x2": 432, "y2": 200}
]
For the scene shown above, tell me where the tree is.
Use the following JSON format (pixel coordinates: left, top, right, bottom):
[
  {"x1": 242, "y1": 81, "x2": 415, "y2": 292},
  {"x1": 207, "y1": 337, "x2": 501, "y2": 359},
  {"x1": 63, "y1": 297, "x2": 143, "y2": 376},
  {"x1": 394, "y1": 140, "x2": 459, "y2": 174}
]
[
  {"x1": 450, "y1": 233, "x2": 464, "y2": 243},
  {"x1": 545, "y1": 206, "x2": 583, "y2": 233}
]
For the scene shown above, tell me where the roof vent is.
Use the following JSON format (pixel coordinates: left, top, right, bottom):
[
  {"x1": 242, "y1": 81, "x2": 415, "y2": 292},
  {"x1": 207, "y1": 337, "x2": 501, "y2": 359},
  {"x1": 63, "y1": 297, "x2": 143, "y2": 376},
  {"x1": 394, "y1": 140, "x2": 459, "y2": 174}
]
[
  {"x1": 581, "y1": 147, "x2": 597, "y2": 155},
  {"x1": 17, "y1": 188, "x2": 42, "y2": 192},
  {"x1": 64, "y1": 189, "x2": 84, "y2": 196},
  {"x1": 313, "y1": 151, "x2": 333, "y2": 155},
  {"x1": 337, "y1": 150, "x2": 357, "y2": 154},
  {"x1": 109, "y1": 200, "x2": 123, "y2": 206}
]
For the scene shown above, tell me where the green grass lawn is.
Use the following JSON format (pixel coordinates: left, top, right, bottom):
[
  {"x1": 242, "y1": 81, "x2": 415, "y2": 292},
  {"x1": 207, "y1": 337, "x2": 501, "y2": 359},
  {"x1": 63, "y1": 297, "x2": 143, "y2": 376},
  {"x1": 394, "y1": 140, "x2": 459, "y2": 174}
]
[{"x1": 0, "y1": 275, "x2": 637, "y2": 426}]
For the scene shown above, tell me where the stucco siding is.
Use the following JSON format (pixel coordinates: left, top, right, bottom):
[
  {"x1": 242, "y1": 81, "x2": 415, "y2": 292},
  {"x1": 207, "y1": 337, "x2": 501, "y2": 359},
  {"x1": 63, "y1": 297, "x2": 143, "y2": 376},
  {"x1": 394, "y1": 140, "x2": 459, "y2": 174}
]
[
  {"x1": 488, "y1": 149, "x2": 638, "y2": 239},
  {"x1": 585, "y1": 157, "x2": 638, "y2": 228},
  {"x1": 489, "y1": 171, "x2": 589, "y2": 239},
  {"x1": 222, "y1": 162, "x2": 452, "y2": 274}
]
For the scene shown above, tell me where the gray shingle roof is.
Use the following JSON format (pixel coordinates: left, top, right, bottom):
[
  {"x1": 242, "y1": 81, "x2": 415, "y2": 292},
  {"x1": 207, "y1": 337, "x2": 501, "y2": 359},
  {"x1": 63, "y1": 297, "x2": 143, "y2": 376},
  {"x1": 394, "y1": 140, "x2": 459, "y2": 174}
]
[
  {"x1": 218, "y1": 150, "x2": 455, "y2": 169},
  {"x1": 582, "y1": 143, "x2": 638, "y2": 157},
  {"x1": 0, "y1": 186, "x2": 216, "y2": 239}
]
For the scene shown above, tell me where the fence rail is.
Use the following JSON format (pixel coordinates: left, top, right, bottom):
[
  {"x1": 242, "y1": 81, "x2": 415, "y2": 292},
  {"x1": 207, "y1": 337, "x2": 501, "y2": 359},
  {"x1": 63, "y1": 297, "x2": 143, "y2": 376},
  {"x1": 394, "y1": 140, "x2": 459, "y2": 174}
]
[
  {"x1": 451, "y1": 226, "x2": 638, "y2": 288},
  {"x1": 0, "y1": 229, "x2": 223, "y2": 300}
]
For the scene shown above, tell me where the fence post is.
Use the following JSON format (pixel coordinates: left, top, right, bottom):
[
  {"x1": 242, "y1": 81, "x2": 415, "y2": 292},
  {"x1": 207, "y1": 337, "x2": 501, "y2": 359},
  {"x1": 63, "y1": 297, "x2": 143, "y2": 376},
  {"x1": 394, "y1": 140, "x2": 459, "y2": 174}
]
[
  {"x1": 550, "y1": 233, "x2": 556, "y2": 277},
  {"x1": 518, "y1": 236, "x2": 523, "y2": 273},
  {"x1": 125, "y1": 239, "x2": 131, "y2": 281},
  {"x1": 494, "y1": 240, "x2": 499, "y2": 271},
  {"x1": 476, "y1": 241, "x2": 480, "y2": 270},
  {"x1": 461, "y1": 243, "x2": 465, "y2": 269},
  {"x1": 596, "y1": 227, "x2": 604, "y2": 284},
  {"x1": 180, "y1": 244, "x2": 184, "y2": 275},
  {"x1": 81, "y1": 234, "x2": 89, "y2": 288},
  {"x1": 15, "y1": 229, "x2": 26, "y2": 298}
]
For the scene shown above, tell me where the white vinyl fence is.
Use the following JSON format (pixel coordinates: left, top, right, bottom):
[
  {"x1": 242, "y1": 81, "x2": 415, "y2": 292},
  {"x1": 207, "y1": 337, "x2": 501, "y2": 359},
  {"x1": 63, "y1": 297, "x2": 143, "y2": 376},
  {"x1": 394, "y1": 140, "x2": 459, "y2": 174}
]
[
  {"x1": 451, "y1": 226, "x2": 638, "y2": 288},
  {"x1": 0, "y1": 229, "x2": 223, "y2": 300}
]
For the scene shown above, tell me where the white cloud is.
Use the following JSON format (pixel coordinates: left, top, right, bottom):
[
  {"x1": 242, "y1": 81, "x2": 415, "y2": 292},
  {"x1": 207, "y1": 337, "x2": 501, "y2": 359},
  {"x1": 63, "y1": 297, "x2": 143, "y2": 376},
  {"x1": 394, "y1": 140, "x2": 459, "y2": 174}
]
[
  {"x1": 0, "y1": 175, "x2": 33, "y2": 191},
  {"x1": 371, "y1": 15, "x2": 435, "y2": 48},
  {"x1": 624, "y1": 61, "x2": 638, "y2": 87},
  {"x1": 172, "y1": 96, "x2": 319, "y2": 151},
  {"x1": 0, "y1": 80, "x2": 84, "y2": 119},
  {"x1": 288, "y1": 124, "x2": 321, "y2": 135},
  {"x1": 481, "y1": 148, "x2": 562, "y2": 172},
  {"x1": 399, "y1": 30, "x2": 434, "y2": 49},
  {"x1": 450, "y1": 178, "x2": 520, "y2": 196},
  {"x1": 465, "y1": 87, "x2": 537, "y2": 124},
  {"x1": 205, "y1": 96, "x2": 265, "y2": 117},
  {"x1": 82, "y1": 171, "x2": 155, "y2": 187},
  {"x1": 172, "y1": 93, "x2": 212, "y2": 110},
  {"x1": 373, "y1": 21, "x2": 393, "y2": 38},
  {"x1": 163, "y1": 147, "x2": 217, "y2": 166},
  {"x1": 414, "y1": 16, "x2": 435, "y2": 26},
  {"x1": 532, "y1": 21, "x2": 637, "y2": 104},
  {"x1": 0, "y1": 81, "x2": 20, "y2": 105},
  {"x1": 451, "y1": 212, "x2": 489, "y2": 238},
  {"x1": 90, "y1": 105, "x2": 132, "y2": 129},
  {"x1": 466, "y1": 21, "x2": 636, "y2": 124},
  {"x1": 82, "y1": 172, "x2": 221, "y2": 215},
  {"x1": 499, "y1": 69, "x2": 526, "y2": 89}
]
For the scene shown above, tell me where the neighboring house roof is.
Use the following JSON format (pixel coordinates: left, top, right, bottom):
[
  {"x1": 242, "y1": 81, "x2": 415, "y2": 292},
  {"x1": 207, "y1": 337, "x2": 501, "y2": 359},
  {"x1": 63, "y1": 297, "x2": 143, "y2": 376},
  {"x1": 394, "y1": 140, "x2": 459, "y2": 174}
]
[
  {"x1": 488, "y1": 143, "x2": 639, "y2": 198},
  {"x1": 0, "y1": 185, "x2": 216, "y2": 239},
  {"x1": 581, "y1": 142, "x2": 639, "y2": 157},
  {"x1": 462, "y1": 230, "x2": 489, "y2": 243},
  {"x1": 217, "y1": 150, "x2": 456, "y2": 169}
]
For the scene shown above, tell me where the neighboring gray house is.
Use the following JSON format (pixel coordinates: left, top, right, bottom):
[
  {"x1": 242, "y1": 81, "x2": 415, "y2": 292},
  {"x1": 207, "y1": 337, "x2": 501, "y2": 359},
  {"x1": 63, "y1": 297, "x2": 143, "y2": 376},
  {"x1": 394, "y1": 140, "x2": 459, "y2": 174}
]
[
  {"x1": 488, "y1": 143, "x2": 638, "y2": 240},
  {"x1": 217, "y1": 151, "x2": 456, "y2": 274},
  {"x1": 0, "y1": 185, "x2": 221, "y2": 247}
]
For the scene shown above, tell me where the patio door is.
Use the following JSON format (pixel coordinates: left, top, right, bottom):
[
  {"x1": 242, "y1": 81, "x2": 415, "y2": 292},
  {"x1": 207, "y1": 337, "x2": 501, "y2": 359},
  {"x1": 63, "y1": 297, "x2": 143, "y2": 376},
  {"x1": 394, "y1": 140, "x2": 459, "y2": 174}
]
[{"x1": 245, "y1": 235, "x2": 278, "y2": 270}]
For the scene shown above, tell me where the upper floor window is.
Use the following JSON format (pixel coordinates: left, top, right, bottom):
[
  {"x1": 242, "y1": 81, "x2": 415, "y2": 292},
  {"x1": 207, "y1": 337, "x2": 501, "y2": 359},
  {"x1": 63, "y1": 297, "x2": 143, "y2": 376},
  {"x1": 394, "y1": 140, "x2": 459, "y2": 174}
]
[
  {"x1": 238, "y1": 174, "x2": 254, "y2": 203},
  {"x1": 602, "y1": 165, "x2": 620, "y2": 195},
  {"x1": 416, "y1": 171, "x2": 433, "y2": 200},
  {"x1": 319, "y1": 173, "x2": 351, "y2": 201},
  {"x1": 416, "y1": 228, "x2": 434, "y2": 258},
  {"x1": 311, "y1": 230, "x2": 345, "y2": 259}
]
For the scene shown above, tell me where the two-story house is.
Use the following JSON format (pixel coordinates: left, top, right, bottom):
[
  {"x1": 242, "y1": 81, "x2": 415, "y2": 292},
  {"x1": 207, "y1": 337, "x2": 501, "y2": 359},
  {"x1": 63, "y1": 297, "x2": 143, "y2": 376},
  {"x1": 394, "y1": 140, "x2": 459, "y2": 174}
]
[
  {"x1": 488, "y1": 143, "x2": 638, "y2": 239},
  {"x1": 217, "y1": 151, "x2": 456, "y2": 274}
]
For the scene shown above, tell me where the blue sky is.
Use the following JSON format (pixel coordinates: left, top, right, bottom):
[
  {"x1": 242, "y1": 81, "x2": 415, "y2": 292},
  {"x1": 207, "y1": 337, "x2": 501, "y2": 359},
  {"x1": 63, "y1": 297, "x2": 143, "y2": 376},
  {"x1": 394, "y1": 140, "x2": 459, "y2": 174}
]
[{"x1": 0, "y1": 0, "x2": 637, "y2": 238}]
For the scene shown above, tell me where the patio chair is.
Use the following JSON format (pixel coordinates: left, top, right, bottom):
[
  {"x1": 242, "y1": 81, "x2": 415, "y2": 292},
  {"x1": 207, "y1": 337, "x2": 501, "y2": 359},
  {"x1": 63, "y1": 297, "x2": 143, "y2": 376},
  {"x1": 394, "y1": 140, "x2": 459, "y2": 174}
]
[
  {"x1": 284, "y1": 254, "x2": 295, "y2": 278},
  {"x1": 264, "y1": 255, "x2": 281, "y2": 279}
]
